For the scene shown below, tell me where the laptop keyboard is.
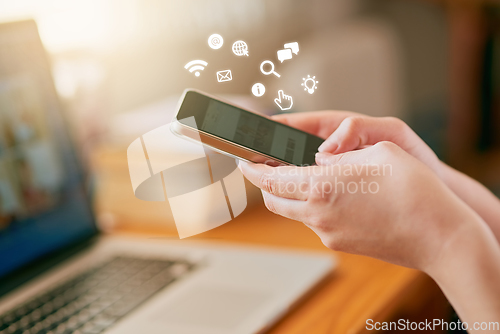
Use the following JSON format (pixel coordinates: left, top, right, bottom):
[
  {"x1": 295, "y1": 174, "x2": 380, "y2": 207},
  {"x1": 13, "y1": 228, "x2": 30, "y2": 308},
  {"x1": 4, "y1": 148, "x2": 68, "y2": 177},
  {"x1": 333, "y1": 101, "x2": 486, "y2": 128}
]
[{"x1": 0, "y1": 256, "x2": 196, "y2": 334}]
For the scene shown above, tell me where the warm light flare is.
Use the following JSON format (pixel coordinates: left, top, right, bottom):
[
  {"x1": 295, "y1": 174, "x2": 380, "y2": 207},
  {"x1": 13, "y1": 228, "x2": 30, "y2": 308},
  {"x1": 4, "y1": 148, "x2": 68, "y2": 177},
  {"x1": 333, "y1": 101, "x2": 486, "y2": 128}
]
[{"x1": 0, "y1": 0, "x2": 135, "y2": 52}]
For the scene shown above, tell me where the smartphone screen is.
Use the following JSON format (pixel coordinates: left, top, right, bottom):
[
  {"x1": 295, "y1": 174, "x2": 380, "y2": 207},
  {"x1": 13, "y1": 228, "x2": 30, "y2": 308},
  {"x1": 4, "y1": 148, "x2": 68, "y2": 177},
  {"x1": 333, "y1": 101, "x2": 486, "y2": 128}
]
[{"x1": 177, "y1": 91, "x2": 324, "y2": 166}]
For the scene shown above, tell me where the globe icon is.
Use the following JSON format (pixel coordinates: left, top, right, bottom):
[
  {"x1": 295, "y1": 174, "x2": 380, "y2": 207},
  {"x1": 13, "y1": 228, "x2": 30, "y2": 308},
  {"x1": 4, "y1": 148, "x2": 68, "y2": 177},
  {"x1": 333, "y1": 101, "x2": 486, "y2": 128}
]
[{"x1": 232, "y1": 41, "x2": 249, "y2": 56}]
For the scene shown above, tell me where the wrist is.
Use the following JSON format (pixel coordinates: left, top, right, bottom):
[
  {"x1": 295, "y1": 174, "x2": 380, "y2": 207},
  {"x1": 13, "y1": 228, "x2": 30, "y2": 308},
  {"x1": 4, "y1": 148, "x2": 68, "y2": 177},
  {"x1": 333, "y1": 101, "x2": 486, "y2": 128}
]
[
  {"x1": 426, "y1": 214, "x2": 498, "y2": 280},
  {"x1": 426, "y1": 211, "x2": 500, "y2": 324}
]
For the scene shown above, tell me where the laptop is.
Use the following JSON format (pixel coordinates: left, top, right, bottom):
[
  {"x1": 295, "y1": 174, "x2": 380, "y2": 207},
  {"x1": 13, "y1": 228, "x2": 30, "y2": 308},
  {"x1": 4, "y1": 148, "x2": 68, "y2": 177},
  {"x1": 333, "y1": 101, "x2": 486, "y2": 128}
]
[{"x1": 0, "y1": 20, "x2": 334, "y2": 334}]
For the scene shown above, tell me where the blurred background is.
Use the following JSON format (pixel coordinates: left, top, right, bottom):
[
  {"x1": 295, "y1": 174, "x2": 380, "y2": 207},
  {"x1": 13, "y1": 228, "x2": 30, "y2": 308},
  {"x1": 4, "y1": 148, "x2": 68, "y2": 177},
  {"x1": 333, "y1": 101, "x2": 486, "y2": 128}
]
[{"x1": 0, "y1": 0, "x2": 499, "y2": 231}]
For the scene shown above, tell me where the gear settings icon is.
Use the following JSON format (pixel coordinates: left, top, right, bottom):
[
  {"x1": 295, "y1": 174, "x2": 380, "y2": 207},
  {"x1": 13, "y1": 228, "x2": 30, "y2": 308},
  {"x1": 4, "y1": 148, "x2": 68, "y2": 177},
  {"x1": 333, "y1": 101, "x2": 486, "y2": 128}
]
[{"x1": 301, "y1": 75, "x2": 318, "y2": 94}]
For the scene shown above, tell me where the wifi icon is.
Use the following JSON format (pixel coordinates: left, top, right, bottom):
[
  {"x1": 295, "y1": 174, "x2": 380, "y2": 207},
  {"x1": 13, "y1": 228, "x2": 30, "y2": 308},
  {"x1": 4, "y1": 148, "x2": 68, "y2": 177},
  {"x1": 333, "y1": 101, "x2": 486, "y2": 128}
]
[{"x1": 184, "y1": 60, "x2": 208, "y2": 77}]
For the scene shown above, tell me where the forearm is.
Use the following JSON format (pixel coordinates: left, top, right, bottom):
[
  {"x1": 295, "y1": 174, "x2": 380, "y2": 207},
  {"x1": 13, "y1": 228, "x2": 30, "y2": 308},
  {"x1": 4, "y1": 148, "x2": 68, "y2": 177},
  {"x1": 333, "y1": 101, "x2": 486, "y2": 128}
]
[
  {"x1": 428, "y1": 212, "x2": 500, "y2": 333},
  {"x1": 440, "y1": 162, "x2": 500, "y2": 243}
]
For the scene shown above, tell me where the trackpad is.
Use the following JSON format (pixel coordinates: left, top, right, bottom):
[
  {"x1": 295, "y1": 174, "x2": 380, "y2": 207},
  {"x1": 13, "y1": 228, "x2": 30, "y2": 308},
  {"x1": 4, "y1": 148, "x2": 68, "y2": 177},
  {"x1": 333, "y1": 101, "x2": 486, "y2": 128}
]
[{"x1": 153, "y1": 285, "x2": 269, "y2": 330}]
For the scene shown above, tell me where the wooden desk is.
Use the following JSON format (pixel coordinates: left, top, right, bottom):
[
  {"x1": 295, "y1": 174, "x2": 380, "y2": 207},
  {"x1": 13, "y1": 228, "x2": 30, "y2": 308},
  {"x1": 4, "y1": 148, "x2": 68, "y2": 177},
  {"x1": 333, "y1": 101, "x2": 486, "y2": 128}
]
[{"x1": 93, "y1": 147, "x2": 449, "y2": 334}]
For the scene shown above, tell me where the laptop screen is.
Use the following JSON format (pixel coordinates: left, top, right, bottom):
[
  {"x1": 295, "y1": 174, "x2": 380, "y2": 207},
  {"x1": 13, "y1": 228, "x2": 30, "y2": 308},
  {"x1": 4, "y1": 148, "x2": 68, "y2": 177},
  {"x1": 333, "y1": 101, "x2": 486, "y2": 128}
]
[{"x1": 0, "y1": 21, "x2": 97, "y2": 279}]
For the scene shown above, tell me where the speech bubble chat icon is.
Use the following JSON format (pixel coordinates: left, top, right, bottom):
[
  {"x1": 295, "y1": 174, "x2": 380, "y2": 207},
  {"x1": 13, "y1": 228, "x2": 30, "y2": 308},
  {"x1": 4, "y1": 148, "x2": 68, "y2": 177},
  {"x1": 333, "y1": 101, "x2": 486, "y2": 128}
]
[
  {"x1": 284, "y1": 42, "x2": 299, "y2": 55},
  {"x1": 277, "y1": 49, "x2": 293, "y2": 63}
]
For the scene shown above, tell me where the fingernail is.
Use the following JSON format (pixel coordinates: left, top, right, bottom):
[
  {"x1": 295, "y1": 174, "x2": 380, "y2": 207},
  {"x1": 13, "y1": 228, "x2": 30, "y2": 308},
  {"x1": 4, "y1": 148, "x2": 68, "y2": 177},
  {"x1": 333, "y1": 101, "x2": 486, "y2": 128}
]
[
  {"x1": 318, "y1": 142, "x2": 337, "y2": 153},
  {"x1": 315, "y1": 152, "x2": 329, "y2": 165}
]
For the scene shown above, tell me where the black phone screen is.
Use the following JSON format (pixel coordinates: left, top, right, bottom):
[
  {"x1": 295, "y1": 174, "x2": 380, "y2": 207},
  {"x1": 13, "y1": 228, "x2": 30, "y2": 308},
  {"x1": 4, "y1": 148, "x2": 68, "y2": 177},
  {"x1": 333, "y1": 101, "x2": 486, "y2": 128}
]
[{"x1": 177, "y1": 91, "x2": 324, "y2": 166}]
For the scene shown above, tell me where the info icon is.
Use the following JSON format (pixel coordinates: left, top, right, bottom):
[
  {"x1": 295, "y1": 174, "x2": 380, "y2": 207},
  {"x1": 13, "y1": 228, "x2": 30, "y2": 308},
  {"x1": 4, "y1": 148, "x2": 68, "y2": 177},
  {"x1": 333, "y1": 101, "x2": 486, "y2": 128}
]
[{"x1": 251, "y1": 83, "x2": 265, "y2": 97}]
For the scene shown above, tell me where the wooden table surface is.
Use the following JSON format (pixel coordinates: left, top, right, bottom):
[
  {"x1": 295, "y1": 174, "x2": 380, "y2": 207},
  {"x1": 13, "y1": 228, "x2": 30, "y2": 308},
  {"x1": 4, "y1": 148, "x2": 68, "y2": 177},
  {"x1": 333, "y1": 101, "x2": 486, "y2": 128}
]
[{"x1": 92, "y1": 147, "x2": 448, "y2": 334}]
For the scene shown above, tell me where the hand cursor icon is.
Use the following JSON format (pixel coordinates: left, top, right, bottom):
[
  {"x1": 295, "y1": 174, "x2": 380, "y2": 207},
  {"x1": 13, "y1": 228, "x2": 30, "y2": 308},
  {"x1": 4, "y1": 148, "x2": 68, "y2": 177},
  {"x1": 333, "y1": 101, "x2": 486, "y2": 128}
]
[{"x1": 274, "y1": 90, "x2": 293, "y2": 111}]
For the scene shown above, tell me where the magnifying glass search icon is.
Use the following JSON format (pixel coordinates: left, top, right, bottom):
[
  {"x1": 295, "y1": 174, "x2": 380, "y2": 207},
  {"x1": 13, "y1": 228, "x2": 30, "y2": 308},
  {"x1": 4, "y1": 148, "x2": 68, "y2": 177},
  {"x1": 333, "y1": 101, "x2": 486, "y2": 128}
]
[{"x1": 260, "y1": 60, "x2": 281, "y2": 78}]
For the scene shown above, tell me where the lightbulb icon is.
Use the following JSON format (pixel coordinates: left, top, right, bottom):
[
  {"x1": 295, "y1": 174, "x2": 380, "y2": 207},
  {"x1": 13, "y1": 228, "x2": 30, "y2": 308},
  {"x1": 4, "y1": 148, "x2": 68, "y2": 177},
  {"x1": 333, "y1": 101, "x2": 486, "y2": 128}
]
[{"x1": 301, "y1": 75, "x2": 318, "y2": 94}]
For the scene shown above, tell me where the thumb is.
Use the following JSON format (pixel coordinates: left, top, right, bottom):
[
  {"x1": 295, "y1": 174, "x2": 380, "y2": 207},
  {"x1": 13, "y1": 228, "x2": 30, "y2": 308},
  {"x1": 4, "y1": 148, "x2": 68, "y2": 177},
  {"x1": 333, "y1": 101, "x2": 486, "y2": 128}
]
[
  {"x1": 315, "y1": 151, "x2": 364, "y2": 166},
  {"x1": 318, "y1": 116, "x2": 413, "y2": 155},
  {"x1": 274, "y1": 98, "x2": 281, "y2": 105}
]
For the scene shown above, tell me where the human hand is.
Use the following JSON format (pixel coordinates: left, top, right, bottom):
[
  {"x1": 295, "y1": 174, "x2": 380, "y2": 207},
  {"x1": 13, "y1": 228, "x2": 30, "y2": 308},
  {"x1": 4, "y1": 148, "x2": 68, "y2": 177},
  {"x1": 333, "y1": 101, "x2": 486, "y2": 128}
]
[
  {"x1": 272, "y1": 111, "x2": 443, "y2": 178},
  {"x1": 240, "y1": 142, "x2": 481, "y2": 272},
  {"x1": 274, "y1": 90, "x2": 293, "y2": 111},
  {"x1": 272, "y1": 111, "x2": 500, "y2": 244},
  {"x1": 246, "y1": 111, "x2": 500, "y2": 327},
  {"x1": 241, "y1": 143, "x2": 500, "y2": 330}
]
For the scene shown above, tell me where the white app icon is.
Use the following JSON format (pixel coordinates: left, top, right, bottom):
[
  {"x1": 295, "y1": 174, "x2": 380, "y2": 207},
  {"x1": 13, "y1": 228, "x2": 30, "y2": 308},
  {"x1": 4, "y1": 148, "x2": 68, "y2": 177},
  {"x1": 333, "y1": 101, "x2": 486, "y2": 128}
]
[
  {"x1": 216, "y1": 70, "x2": 232, "y2": 82},
  {"x1": 274, "y1": 90, "x2": 293, "y2": 111},
  {"x1": 277, "y1": 42, "x2": 299, "y2": 63},
  {"x1": 208, "y1": 33, "x2": 223, "y2": 49},
  {"x1": 232, "y1": 40, "x2": 249, "y2": 56},
  {"x1": 184, "y1": 60, "x2": 208, "y2": 77},
  {"x1": 251, "y1": 83, "x2": 265, "y2": 97},
  {"x1": 127, "y1": 117, "x2": 247, "y2": 239},
  {"x1": 284, "y1": 42, "x2": 299, "y2": 55},
  {"x1": 302, "y1": 75, "x2": 318, "y2": 94},
  {"x1": 260, "y1": 60, "x2": 280, "y2": 78},
  {"x1": 277, "y1": 49, "x2": 293, "y2": 63}
]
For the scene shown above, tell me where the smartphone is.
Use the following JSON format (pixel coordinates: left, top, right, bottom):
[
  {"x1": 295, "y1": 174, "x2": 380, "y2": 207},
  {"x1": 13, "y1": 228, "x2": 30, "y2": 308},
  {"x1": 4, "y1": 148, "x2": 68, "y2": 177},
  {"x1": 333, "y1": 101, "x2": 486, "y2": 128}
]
[{"x1": 172, "y1": 89, "x2": 324, "y2": 166}]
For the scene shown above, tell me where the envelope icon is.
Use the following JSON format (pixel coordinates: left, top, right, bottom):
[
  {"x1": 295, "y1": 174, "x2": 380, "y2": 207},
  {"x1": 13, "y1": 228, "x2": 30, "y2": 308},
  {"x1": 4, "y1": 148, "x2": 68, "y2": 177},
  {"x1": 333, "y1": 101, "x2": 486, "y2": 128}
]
[{"x1": 216, "y1": 70, "x2": 232, "y2": 82}]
